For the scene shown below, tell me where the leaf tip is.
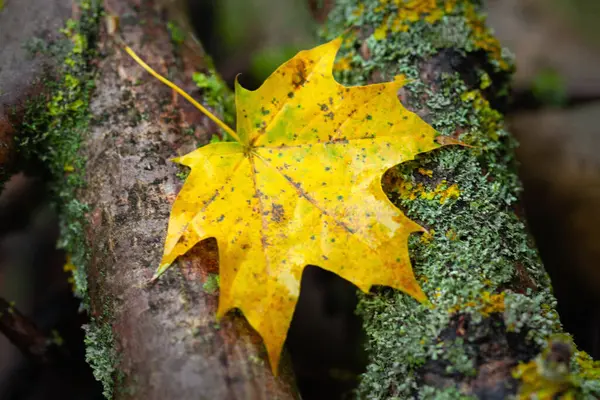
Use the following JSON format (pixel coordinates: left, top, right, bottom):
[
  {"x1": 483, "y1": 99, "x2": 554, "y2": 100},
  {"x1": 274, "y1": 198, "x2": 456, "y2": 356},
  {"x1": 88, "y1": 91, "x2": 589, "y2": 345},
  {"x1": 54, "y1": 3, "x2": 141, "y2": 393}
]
[
  {"x1": 168, "y1": 157, "x2": 181, "y2": 164},
  {"x1": 234, "y1": 73, "x2": 249, "y2": 94},
  {"x1": 435, "y1": 135, "x2": 474, "y2": 148},
  {"x1": 393, "y1": 74, "x2": 407, "y2": 86},
  {"x1": 414, "y1": 287, "x2": 429, "y2": 304},
  {"x1": 151, "y1": 263, "x2": 171, "y2": 282},
  {"x1": 331, "y1": 36, "x2": 343, "y2": 49}
]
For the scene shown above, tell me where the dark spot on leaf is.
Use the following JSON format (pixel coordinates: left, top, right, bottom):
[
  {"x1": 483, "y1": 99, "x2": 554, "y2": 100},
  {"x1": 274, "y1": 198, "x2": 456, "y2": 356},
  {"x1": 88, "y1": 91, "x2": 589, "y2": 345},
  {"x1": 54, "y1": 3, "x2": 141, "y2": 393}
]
[
  {"x1": 217, "y1": 215, "x2": 225, "y2": 222},
  {"x1": 287, "y1": 92, "x2": 294, "y2": 98},
  {"x1": 292, "y1": 59, "x2": 308, "y2": 88},
  {"x1": 271, "y1": 203, "x2": 284, "y2": 223}
]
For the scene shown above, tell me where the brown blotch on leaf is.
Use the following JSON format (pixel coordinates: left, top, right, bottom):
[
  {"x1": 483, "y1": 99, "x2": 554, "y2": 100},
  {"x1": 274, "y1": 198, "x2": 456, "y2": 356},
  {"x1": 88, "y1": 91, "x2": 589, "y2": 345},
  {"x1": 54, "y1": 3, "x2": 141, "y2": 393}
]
[{"x1": 271, "y1": 203, "x2": 284, "y2": 223}]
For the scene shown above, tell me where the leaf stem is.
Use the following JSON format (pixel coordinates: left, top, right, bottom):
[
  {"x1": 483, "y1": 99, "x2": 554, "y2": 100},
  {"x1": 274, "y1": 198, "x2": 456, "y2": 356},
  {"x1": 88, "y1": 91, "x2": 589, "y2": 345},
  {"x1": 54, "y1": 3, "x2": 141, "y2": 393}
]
[{"x1": 124, "y1": 46, "x2": 241, "y2": 142}]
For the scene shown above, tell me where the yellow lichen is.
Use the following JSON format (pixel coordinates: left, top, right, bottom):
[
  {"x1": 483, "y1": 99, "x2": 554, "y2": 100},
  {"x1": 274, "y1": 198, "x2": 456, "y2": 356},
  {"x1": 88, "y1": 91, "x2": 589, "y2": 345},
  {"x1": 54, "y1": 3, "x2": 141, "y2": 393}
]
[
  {"x1": 447, "y1": 291, "x2": 505, "y2": 316},
  {"x1": 574, "y1": 351, "x2": 600, "y2": 381},
  {"x1": 374, "y1": 16, "x2": 390, "y2": 40},
  {"x1": 417, "y1": 168, "x2": 433, "y2": 177},
  {"x1": 513, "y1": 340, "x2": 580, "y2": 400},
  {"x1": 464, "y1": 3, "x2": 510, "y2": 71},
  {"x1": 513, "y1": 359, "x2": 576, "y2": 400},
  {"x1": 438, "y1": 183, "x2": 460, "y2": 204},
  {"x1": 63, "y1": 255, "x2": 77, "y2": 291},
  {"x1": 420, "y1": 229, "x2": 436, "y2": 244},
  {"x1": 397, "y1": 179, "x2": 460, "y2": 204},
  {"x1": 479, "y1": 291, "x2": 505, "y2": 316},
  {"x1": 372, "y1": 1, "x2": 510, "y2": 70},
  {"x1": 460, "y1": 89, "x2": 503, "y2": 144},
  {"x1": 373, "y1": 0, "x2": 458, "y2": 40}
]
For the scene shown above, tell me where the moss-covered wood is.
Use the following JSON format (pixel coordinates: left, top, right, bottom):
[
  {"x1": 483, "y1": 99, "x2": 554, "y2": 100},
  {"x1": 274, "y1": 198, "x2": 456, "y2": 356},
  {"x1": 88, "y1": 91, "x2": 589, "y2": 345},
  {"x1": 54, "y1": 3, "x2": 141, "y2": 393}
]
[{"x1": 319, "y1": 1, "x2": 600, "y2": 398}]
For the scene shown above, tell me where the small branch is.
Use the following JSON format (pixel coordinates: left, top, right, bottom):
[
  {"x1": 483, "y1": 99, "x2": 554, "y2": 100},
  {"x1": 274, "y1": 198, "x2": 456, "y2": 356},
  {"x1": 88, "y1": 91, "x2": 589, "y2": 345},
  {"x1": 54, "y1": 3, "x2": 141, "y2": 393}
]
[{"x1": 0, "y1": 296, "x2": 51, "y2": 364}]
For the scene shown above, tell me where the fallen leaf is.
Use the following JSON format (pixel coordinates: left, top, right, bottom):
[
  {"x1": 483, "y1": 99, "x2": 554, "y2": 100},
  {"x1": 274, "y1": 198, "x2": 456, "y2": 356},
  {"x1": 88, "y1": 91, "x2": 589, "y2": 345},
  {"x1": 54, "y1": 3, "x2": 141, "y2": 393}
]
[{"x1": 143, "y1": 38, "x2": 444, "y2": 373}]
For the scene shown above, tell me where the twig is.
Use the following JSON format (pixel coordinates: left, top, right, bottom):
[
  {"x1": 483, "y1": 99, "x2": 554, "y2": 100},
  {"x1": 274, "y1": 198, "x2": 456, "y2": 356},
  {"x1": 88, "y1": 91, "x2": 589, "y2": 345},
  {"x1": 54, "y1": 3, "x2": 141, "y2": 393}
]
[{"x1": 0, "y1": 296, "x2": 51, "y2": 363}]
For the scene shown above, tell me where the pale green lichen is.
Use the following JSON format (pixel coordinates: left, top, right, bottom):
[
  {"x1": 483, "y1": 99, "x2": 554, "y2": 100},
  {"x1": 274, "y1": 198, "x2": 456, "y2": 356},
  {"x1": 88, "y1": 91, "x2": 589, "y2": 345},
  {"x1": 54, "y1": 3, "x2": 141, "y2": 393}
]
[
  {"x1": 84, "y1": 320, "x2": 118, "y2": 399},
  {"x1": 320, "y1": 0, "x2": 599, "y2": 398}
]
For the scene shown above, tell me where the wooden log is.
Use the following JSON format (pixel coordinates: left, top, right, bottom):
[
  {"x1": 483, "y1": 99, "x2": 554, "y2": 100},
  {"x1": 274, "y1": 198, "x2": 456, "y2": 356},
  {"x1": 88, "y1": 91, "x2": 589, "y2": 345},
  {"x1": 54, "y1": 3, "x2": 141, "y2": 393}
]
[
  {"x1": 71, "y1": 0, "x2": 300, "y2": 398},
  {"x1": 319, "y1": 1, "x2": 600, "y2": 398}
]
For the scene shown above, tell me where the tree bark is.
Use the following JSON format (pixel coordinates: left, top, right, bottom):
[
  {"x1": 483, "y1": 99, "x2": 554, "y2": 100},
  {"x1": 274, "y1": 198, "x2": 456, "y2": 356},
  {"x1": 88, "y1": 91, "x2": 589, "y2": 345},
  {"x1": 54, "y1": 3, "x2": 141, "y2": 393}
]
[{"x1": 78, "y1": 0, "x2": 298, "y2": 399}]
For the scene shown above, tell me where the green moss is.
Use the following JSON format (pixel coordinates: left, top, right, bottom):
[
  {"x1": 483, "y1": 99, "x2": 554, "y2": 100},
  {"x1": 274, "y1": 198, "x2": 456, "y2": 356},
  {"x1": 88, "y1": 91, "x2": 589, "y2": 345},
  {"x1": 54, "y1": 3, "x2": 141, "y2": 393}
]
[
  {"x1": 202, "y1": 273, "x2": 220, "y2": 294},
  {"x1": 16, "y1": 0, "x2": 100, "y2": 303},
  {"x1": 167, "y1": 21, "x2": 185, "y2": 46},
  {"x1": 320, "y1": 0, "x2": 598, "y2": 398},
  {"x1": 192, "y1": 71, "x2": 235, "y2": 141},
  {"x1": 14, "y1": 1, "x2": 120, "y2": 398}
]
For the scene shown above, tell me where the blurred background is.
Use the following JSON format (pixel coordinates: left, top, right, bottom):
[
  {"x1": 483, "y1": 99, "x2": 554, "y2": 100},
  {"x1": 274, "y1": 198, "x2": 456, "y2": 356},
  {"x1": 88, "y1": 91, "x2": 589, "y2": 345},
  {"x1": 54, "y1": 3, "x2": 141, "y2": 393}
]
[{"x1": 1, "y1": 0, "x2": 599, "y2": 399}]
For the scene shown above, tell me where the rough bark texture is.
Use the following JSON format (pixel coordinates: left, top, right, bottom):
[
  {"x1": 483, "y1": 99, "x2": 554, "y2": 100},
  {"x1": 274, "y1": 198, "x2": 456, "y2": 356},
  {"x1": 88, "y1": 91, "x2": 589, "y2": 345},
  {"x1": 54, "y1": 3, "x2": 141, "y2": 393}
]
[{"x1": 76, "y1": 1, "x2": 299, "y2": 399}]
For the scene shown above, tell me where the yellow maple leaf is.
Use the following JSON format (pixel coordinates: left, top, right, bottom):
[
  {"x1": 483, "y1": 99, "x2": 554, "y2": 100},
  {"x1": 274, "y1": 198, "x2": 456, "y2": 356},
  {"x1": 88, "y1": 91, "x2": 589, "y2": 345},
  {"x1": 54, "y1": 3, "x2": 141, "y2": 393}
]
[{"x1": 127, "y1": 38, "x2": 444, "y2": 374}]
